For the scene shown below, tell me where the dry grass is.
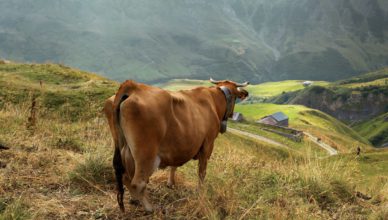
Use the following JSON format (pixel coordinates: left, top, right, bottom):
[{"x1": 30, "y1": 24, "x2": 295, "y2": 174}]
[{"x1": 0, "y1": 101, "x2": 387, "y2": 220}]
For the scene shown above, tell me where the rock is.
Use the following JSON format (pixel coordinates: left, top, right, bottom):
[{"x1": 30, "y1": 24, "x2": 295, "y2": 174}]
[
  {"x1": 0, "y1": 161, "x2": 7, "y2": 168},
  {"x1": 0, "y1": 143, "x2": 10, "y2": 150},
  {"x1": 356, "y1": 191, "x2": 371, "y2": 200}
]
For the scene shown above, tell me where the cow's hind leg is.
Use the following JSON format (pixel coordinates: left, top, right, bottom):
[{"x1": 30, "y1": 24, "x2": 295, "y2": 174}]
[
  {"x1": 129, "y1": 150, "x2": 159, "y2": 212},
  {"x1": 121, "y1": 146, "x2": 140, "y2": 205},
  {"x1": 123, "y1": 175, "x2": 140, "y2": 206},
  {"x1": 167, "y1": 166, "x2": 177, "y2": 188}
]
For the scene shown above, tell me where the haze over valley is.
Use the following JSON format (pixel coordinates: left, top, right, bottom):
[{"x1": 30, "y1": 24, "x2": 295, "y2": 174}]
[{"x1": 0, "y1": 0, "x2": 387, "y2": 83}]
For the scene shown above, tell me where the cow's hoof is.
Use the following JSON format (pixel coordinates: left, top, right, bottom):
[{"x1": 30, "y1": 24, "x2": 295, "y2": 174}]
[
  {"x1": 166, "y1": 183, "x2": 175, "y2": 189},
  {"x1": 129, "y1": 199, "x2": 140, "y2": 206},
  {"x1": 142, "y1": 202, "x2": 154, "y2": 213},
  {"x1": 144, "y1": 207, "x2": 154, "y2": 214}
]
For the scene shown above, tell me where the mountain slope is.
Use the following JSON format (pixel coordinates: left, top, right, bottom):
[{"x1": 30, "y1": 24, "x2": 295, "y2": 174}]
[
  {"x1": 269, "y1": 68, "x2": 388, "y2": 122},
  {"x1": 0, "y1": 0, "x2": 387, "y2": 83},
  {"x1": 354, "y1": 112, "x2": 388, "y2": 147}
]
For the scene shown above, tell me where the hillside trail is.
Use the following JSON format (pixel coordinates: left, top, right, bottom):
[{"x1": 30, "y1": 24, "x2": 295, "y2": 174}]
[
  {"x1": 227, "y1": 127, "x2": 288, "y2": 148},
  {"x1": 303, "y1": 132, "x2": 338, "y2": 156},
  {"x1": 228, "y1": 128, "x2": 338, "y2": 156}
]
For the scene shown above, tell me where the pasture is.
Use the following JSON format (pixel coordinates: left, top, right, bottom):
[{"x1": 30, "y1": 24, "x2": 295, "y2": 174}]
[
  {"x1": 1, "y1": 101, "x2": 387, "y2": 219},
  {"x1": 0, "y1": 63, "x2": 387, "y2": 219},
  {"x1": 246, "y1": 80, "x2": 330, "y2": 98}
]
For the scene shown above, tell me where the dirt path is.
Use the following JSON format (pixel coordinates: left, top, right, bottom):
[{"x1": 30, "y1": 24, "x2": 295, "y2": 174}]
[
  {"x1": 228, "y1": 127, "x2": 338, "y2": 156},
  {"x1": 227, "y1": 128, "x2": 288, "y2": 148},
  {"x1": 303, "y1": 132, "x2": 338, "y2": 155}
]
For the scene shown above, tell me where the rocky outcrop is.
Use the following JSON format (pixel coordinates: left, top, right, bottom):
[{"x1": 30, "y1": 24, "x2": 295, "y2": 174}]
[{"x1": 272, "y1": 85, "x2": 388, "y2": 122}]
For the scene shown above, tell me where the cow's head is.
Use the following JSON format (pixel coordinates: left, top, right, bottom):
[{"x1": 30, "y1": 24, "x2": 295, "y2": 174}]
[{"x1": 210, "y1": 78, "x2": 249, "y2": 118}]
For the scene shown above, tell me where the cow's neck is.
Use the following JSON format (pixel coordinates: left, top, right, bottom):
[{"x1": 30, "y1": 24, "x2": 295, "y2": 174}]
[{"x1": 213, "y1": 86, "x2": 234, "y2": 134}]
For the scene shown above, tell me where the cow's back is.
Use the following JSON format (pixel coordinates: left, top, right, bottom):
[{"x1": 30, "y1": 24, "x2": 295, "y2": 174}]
[{"x1": 119, "y1": 86, "x2": 220, "y2": 168}]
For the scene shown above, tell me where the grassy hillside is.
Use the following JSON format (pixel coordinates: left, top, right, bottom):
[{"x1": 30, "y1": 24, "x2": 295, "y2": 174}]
[
  {"x1": 354, "y1": 112, "x2": 388, "y2": 147},
  {"x1": 246, "y1": 80, "x2": 329, "y2": 98},
  {"x1": 0, "y1": 62, "x2": 118, "y2": 121},
  {"x1": 0, "y1": 62, "x2": 387, "y2": 219},
  {"x1": 356, "y1": 150, "x2": 388, "y2": 186},
  {"x1": 1, "y1": 97, "x2": 387, "y2": 219},
  {"x1": 325, "y1": 149, "x2": 388, "y2": 202},
  {"x1": 234, "y1": 103, "x2": 370, "y2": 153},
  {"x1": 335, "y1": 68, "x2": 388, "y2": 88}
]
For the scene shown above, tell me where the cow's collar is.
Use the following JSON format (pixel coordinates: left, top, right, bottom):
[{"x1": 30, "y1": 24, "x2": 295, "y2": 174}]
[{"x1": 219, "y1": 86, "x2": 233, "y2": 133}]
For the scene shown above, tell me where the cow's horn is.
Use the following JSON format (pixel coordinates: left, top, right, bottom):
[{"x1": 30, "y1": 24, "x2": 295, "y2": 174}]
[
  {"x1": 210, "y1": 77, "x2": 222, "y2": 84},
  {"x1": 236, "y1": 81, "x2": 250, "y2": 87}
]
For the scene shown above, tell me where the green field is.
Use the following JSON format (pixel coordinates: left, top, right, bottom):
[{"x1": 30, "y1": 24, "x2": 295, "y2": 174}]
[
  {"x1": 246, "y1": 80, "x2": 330, "y2": 98},
  {"x1": 336, "y1": 68, "x2": 388, "y2": 87},
  {"x1": 341, "y1": 78, "x2": 388, "y2": 88}
]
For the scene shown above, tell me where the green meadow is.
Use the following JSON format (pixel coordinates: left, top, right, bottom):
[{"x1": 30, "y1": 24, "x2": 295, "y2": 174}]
[{"x1": 246, "y1": 80, "x2": 330, "y2": 98}]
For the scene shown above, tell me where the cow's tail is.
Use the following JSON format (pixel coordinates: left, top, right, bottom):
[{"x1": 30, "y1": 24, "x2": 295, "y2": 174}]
[{"x1": 112, "y1": 80, "x2": 136, "y2": 212}]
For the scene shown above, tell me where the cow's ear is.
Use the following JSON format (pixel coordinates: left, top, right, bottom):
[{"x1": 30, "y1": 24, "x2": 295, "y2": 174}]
[{"x1": 237, "y1": 88, "x2": 249, "y2": 100}]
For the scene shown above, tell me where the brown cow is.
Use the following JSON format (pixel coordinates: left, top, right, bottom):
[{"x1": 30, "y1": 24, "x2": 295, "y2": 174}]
[{"x1": 104, "y1": 78, "x2": 249, "y2": 212}]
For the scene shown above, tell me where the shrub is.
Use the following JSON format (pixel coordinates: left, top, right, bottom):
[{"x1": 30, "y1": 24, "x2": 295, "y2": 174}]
[{"x1": 308, "y1": 85, "x2": 327, "y2": 94}]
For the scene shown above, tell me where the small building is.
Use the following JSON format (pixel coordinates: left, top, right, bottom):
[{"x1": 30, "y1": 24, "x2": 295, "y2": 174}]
[
  {"x1": 231, "y1": 112, "x2": 244, "y2": 122},
  {"x1": 258, "y1": 112, "x2": 289, "y2": 127},
  {"x1": 302, "y1": 81, "x2": 313, "y2": 87}
]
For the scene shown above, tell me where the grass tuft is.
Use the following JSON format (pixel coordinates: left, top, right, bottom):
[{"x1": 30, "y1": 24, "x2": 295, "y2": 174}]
[
  {"x1": 69, "y1": 153, "x2": 114, "y2": 193},
  {"x1": 0, "y1": 198, "x2": 30, "y2": 220},
  {"x1": 54, "y1": 137, "x2": 83, "y2": 152}
]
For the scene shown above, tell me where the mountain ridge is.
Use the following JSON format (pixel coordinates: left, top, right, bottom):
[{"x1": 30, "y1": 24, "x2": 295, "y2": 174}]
[{"x1": 0, "y1": 0, "x2": 387, "y2": 83}]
